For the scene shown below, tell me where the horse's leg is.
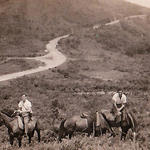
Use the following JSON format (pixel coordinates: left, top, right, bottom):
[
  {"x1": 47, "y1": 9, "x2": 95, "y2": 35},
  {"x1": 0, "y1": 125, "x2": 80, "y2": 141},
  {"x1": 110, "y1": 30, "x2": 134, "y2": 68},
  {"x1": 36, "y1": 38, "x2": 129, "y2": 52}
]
[
  {"x1": 69, "y1": 133, "x2": 72, "y2": 139},
  {"x1": 36, "y1": 129, "x2": 41, "y2": 142},
  {"x1": 58, "y1": 135, "x2": 62, "y2": 142},
  {"x1": 68, "y1": 131, "x2": 74, "y2": 139},
  {"x1": 9, "y1": 135, "x2": 14, "y2": 146},
  {"x1": 87, "y1": 130, "x2": 91, "y2": 137},
  {"x1": 17, "y1": 136, "x2": 22, "y2": 147},
  {"x1": 132, "y1": 131, "x2": 136, "y2": 142},
  {"x1": 130, "y1": 127, "x2": 137, "y2": 142},
  {"x1": 29, "y1": 136, "x2": 31, "y2": 144},
  {"x1": 58, "y1": 130, "x2": 64, "y2": 142},
  {"x1": 28, "y1": 133, "x2": 32, "y2": 144},
  {"x1": 121, "y1": 128, "x2": 128, "y2": 140},
  {"x1": 31, "y1": 130, "x2": 35, "y2": 137},
  {"x1": 88, "y1": 128, "x2": 93, "y2": 138},
  {"x1": 35, "y1": 121, "x2": 41, "y2": 142},
  {"x1": 28, "y1": 129, "x2": 35, "y2": 144}
]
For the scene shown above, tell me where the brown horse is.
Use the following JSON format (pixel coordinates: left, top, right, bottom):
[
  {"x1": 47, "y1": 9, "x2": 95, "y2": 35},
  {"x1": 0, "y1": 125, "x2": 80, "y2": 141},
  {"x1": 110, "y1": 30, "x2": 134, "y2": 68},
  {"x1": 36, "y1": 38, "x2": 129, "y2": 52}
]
[
  {"x1": 0, "y1": 109, "x2": 41, "y2": 147},
  {"x1": 58, "y1": 115, "x2": 94, "y2": 142},
  {"x1": 101, "y1": 108, "x2": 137, "y2": 141},
  {"x1": 0, "y1": 112, "x2": 24, "y2": 147},
  {"x1": 58, "y1": 113, "x2": 115, "y2": 142}
]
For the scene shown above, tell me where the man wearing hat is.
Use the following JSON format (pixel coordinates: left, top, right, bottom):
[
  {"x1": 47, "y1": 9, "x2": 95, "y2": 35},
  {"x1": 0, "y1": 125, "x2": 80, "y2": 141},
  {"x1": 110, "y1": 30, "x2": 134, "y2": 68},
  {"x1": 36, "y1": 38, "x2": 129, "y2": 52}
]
[{"x1": 18, "y1": 94, "x2": 32, "y2": 136}]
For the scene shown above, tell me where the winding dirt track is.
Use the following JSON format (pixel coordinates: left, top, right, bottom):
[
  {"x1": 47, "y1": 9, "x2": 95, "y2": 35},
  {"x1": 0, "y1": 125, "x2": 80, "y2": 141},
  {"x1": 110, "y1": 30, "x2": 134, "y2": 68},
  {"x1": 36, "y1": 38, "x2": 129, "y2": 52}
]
[
  {"x1": 125, "y1": 0, "x2": 150, "y2": 8},
  {"x1": 93, "y1": 14, "x2": 146, "y2": 29},
  {"x1": 0, "y1": 35, "x2": 69, "y2": 82}
]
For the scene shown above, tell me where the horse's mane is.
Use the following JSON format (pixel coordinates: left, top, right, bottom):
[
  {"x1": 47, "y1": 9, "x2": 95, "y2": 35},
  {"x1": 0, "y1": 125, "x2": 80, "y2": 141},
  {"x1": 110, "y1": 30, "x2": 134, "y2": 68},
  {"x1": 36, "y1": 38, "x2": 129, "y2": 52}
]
[{"x1": 0, "y1": 111, "x2": 15, "y2": 123}]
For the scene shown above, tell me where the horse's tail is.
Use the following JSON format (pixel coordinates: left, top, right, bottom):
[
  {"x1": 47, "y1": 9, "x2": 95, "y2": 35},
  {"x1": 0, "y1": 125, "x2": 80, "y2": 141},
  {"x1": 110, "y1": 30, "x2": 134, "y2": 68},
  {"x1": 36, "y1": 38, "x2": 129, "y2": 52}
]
[
  {"x1": 35, "y1": 119, "x2": 41, "y2": 130},
  {"x1": 128, "y1": 112, "x2": 137, "y2": 132},
  {"x1": 128, "y1": 112, "x2": 137, "y2": 141}
]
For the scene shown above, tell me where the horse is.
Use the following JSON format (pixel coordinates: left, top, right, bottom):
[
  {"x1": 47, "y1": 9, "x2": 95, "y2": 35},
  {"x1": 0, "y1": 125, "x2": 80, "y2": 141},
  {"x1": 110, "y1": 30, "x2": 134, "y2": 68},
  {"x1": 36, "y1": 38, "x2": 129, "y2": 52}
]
[
  {"x1": 58, "y1": 112, "x2": 115, "y2": 142},
  {"x1": 0, "y1": 112, "x2": 24, "y2": 147},
  {"x1": 116, "y1": 110, "x2": 137, "y2": 141},
  {"x1": 101, "y1": 107, "x2": 137, "y2": 141},
  {"x1": 0, "y1": 109, "x2": 41, "y2": 147}
]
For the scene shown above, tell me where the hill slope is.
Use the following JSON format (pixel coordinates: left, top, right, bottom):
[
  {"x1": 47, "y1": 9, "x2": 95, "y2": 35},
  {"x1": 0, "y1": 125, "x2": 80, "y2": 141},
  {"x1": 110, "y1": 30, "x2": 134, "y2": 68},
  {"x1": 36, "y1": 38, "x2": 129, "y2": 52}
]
[{"x1": 0, "y1": 0, "x2": 150, "y2": 56}]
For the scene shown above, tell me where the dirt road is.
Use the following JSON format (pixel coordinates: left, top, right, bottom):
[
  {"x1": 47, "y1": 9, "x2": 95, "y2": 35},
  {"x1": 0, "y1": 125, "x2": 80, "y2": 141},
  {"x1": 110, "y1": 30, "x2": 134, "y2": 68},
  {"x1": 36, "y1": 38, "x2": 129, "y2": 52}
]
[
  {"x1": 125, "y1": 0, "x2": 150, "y2": 8},
  {"x1": 93, "y1": 14, "x2": 146, "y2": 29},
  {"x1": 0, "y1": 35, "x2": 69, "y2": 82}
]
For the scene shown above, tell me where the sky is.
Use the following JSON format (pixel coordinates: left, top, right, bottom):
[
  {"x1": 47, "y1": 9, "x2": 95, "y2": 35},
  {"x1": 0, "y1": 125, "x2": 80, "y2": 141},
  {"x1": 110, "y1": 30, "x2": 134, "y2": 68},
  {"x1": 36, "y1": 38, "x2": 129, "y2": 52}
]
[{"x1": 125, "y1": 0, "x2": 150, "y2": 8}]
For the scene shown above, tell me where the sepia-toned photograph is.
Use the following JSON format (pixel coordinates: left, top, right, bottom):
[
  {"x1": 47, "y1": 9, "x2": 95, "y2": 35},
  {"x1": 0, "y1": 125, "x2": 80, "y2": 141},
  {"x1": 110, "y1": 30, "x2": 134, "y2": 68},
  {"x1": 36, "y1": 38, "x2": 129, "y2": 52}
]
[{"x1": 0, "y1": 0, "x2": 150, "y2": 149}]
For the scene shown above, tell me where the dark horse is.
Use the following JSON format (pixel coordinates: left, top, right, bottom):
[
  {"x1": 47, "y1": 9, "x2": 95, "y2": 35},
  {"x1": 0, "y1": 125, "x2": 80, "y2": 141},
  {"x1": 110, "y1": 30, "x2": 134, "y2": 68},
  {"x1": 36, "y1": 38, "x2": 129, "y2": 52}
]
[
  {"x1": 58, "y1": 112, "x2": 115, "y2": 142},
  {"x1": 0, "y1": 109, "x2": 41, "y2": 147},
  {"x1": 101, "y1": 108, "x2": 137, "y2": 141}
]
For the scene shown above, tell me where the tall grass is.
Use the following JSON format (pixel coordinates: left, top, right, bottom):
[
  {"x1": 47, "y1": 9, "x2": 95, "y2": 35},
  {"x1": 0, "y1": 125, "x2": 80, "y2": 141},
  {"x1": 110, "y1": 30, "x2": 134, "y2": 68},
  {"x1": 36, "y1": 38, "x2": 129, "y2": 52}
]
[{"x1": 0, "y1": 136, "x2": 144, "y2": 150}]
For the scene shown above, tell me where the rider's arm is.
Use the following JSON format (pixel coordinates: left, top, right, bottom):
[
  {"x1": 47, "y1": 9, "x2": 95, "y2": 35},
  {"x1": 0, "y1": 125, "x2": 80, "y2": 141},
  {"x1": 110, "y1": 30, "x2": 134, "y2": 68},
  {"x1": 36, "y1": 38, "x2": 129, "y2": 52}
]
[
  {"x1": 118, "y1": 104, "x2": 125, "y2": 112},
  {"x1": 113, "y1": 102, "x2": 118, "y2": 110},
  {"x1": 112, "y1": 94, "x2": 118, "y2": 110},
  {"x1": 24, "y1": 101, "x2": 32, "y2": 113},
  {"x1": 18, "y1": 102, "x2": 22, "y2": 112},
  {"x1": 118, "y1": 94, "x2": 127, "y2": 111}
]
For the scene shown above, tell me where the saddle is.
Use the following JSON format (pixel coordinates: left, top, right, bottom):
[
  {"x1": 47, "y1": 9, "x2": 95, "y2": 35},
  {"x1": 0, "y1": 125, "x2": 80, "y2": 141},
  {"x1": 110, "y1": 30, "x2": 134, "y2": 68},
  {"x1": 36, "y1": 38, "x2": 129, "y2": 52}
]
[
  {"x1": 80, "y1": 112, "x2": 89, "y2": 118},
  {"x1": 17, "y1": 113, "x2": 33, "y2": 130},
  {"x1": 17, "y1": 116, "x2": 24, "y2": 130},
  {"x1": 101, "y1": 109, "x2": 115, "y2": 122}
]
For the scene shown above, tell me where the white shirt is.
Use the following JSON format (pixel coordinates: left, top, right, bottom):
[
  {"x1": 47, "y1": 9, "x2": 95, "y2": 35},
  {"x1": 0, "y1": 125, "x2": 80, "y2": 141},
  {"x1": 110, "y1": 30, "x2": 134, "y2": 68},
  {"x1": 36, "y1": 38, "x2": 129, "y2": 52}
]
[
  {"x1": 18, "y1": 99, "x2": 32, "y2": 113},
  {"x1": 112, "y1": 93, "x2": 127, "y2": 105}
]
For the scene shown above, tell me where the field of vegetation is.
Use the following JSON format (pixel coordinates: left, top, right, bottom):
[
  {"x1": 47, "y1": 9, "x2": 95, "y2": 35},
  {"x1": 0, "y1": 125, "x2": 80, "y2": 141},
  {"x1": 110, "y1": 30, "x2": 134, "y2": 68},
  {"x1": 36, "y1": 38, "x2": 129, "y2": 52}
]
[
  {"x1": 0, "y1": 0, "x2": 150, "y2": 150},
  {"x1": 0, "y1": 58, "x2": 149, "y2": 149},
  {"x1": 0, "y1": 58, "x2": 44, "y2": 75}
]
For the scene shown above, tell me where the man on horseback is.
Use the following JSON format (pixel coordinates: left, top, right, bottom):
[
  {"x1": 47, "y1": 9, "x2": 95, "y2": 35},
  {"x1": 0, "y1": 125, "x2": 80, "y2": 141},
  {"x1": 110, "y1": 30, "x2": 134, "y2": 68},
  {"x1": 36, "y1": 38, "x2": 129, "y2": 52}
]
[
  {"x1": 17, "y1": 94, "x2": 32, "y2": 136},
  {"x1": 111, "y1": 89, "x2": 127, "y2": 120}
]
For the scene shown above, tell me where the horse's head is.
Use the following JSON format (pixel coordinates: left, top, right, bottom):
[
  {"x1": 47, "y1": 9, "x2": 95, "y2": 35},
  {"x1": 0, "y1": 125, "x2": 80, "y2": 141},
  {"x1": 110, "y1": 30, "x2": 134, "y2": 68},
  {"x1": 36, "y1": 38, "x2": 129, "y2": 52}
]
[
  {"x1": 0, "y1": 109, "x2": 16, "y2": 126},
  {"x1": 1, "y1": 108, "x2": 15, "y2": 117}
]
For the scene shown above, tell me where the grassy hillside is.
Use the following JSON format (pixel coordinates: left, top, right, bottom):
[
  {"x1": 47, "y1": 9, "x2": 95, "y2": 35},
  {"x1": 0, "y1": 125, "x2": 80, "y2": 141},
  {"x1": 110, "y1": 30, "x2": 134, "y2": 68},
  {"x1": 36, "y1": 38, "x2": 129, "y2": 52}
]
[
  {"x1": 0, "y1": 58, "x2": 44, "y2": 75},
  {"x1": 0, "y1": 0, "x2": 150, "y2": 57},
  {"x1": 0, "y1": 61, "x2": 149, "y2": 149}
]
